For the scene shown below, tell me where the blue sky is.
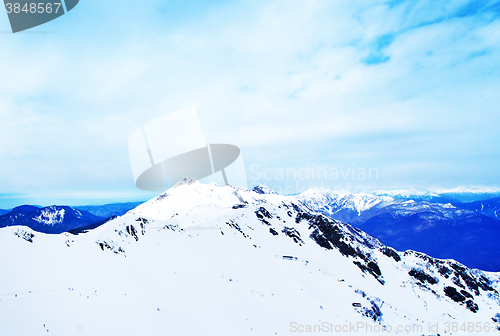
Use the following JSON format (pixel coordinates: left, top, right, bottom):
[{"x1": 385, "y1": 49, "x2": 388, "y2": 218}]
[{"x1": 1, "y1": 0, "x2": 500, "y2": 208}]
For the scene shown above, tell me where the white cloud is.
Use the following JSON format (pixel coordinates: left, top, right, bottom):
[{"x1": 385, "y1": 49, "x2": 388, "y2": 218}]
[{"x1": 1, "y1": 0, "x2": 500, "y2": 206}]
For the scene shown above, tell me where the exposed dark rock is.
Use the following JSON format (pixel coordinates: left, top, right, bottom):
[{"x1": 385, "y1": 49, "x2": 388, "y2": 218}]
[
  {"x1": 444, "y1": 286, "x2": 466, "y2": 302},
  {"x1": 232, "y1": 204, "x2": 247, "y2": 209},
  {"x1": 408, "y1": 269, "x2": 438, "y2": 285},
  {"x1": 14, "y1": 230, "x2": 35, "y2": 243},
  {"x1": 354, "y1": 261, "x2": 384, "y2": 284},
  {"x1": 465, "y1": 299, "x2": 479, "y2": 313},
  {"x1": 252, "y1": 186, "x2": 277, "y2": 195},
  {"x1": 255, "y1": 207, "x2": 272, "y2": 220},
  {"x1": 126, "y1": 225, "x2": 139, "y2": 241},
  {"x1": 226, "y1": 220, "x2": 250, "y2": 238},
  {"x1": 452, "y1": 276, "x2": 465, "y2": 289},
  {"x1": 282, "y1": 226, "x2": 304, "y2": 245},
  {"x1": 96, "y1": 240, "x2": 125, "y2": 254},
  {"x1": 382, "y1": 247, "x2": 401, "y2": 262},
  {"x1": 361, "y1": 300, "x2": 383, "y2": 322},
  {"x1": 269, "y1": 228, "x2": 279, "y2": 236},
  {"x1": 438, "y1": 265, "x2": 452, "y2": 278},
  {"x1": 460, "y1": 289, "x2": 473, "y2": 299}
]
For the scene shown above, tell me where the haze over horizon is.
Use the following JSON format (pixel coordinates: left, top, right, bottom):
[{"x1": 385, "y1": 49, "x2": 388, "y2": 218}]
[{"x1": 1, "y1": 184, "x2": 500, "y2": 210}]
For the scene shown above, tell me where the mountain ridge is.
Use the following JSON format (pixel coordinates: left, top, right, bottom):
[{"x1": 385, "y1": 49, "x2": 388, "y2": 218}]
[
  {"x1": 1, "y1": 181, "x2": 499, "y2": 335},
  {"x1": 298, "y1": 188, "x2": 500, "y2": 271}
]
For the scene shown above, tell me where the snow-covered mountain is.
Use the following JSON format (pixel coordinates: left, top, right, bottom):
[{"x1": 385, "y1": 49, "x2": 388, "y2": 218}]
[
  {"x1": 297, "y1": 188, "x2": 396, "y2": 224},
  {"x1": 0, "y1": 205, "x2": 105, "y2": 234},
  {"x1": 298, "y1": 188, "x2": 500, "y2": 271},
  {"x1": 0, "y1": 202, "x2": 145, "y2": 221},
  {"x1": 297, "y1": 187, "x2": 500, "y2": 223},
  {"x1": 375, "y1": 187, "x2": 500, "y2": 204},
  {"x1": 1, "y1": 180, "x2": 499, "y2": 335}
]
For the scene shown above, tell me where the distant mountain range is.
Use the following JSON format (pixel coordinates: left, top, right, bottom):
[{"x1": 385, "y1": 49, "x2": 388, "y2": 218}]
[
  {"x1": 0, "y1": 202, "x2": 145, "y2": 234},
  {"x1": 298, "y1": 188, "x2": 500, "y2": 271},
  {"x1": 0, "y1": 205, "x2": 105, "y2": 234},
  {"x1": 374, "y1": 186, "x2": 500, "y2": 204},
  {"x1": 1, "y1": 186, "x2": 499, "y2": 271}
]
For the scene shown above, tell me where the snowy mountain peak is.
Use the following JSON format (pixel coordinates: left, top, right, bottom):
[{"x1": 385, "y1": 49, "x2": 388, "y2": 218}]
[
  {"x1": 129, "y1": 182, "x2": 238, "y2": 222},
  {"x1": 2, "y1": 185, "x2": 500, "y2": 334},
  {"x1": 298, "y1": 188, "x2": 394, "y2": 216},
  {"x1": 171, "y1": 176, "x2": 199, "y2": 188},
  {"x1": 128, "y1": 183, "x2": 291, "y2": 225},
  {"x1": 251, "y1": 185, "x2": 278, "y2": 195}
]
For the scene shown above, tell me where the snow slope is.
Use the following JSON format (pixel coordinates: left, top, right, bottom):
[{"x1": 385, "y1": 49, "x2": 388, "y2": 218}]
[{"x1": 1, "y1": 180, "x2": 499, "y2": 335}]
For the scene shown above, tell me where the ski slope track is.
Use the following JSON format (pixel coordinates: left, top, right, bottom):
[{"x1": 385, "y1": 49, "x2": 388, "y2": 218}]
[{"x1": 1, "y1": 180, "x2": 499, "y2": 335}]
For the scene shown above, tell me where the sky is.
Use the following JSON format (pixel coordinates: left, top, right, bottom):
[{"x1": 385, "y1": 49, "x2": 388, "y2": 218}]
[{"x1": 0, "y1": 0, "x2": 500, "y2": 208}]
